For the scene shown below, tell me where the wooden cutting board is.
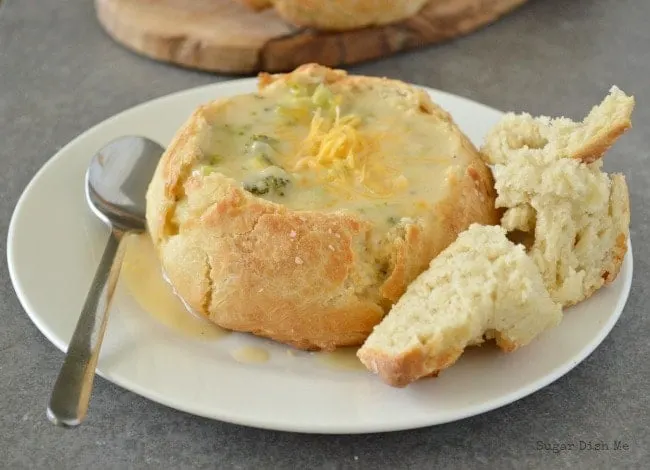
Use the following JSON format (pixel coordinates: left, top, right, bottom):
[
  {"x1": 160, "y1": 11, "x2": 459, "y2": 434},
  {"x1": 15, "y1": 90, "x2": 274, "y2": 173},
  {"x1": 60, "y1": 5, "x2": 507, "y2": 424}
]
[{"x1": 95, "y1": 0, "x2": 528, "y2": 75}]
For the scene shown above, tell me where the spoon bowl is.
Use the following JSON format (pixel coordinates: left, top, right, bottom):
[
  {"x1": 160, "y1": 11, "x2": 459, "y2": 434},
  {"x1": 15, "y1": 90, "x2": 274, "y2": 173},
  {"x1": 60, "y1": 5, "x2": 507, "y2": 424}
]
[{"x1": 47, "y1": 136, "x2": 164, "y2": 427}]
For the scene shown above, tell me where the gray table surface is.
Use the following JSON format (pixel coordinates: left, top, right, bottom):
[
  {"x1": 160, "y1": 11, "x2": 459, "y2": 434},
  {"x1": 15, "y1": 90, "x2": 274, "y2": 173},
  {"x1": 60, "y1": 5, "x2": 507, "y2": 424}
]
[{"x1": 1, "y1": 0, "x2": 649, "y2": 468}]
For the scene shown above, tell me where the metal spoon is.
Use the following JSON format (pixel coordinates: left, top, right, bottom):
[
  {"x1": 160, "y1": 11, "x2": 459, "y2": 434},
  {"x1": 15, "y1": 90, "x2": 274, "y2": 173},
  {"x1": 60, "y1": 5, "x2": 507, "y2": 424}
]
[{"x1": 47, "y1": 136, "x2": 165, "y2": 427}]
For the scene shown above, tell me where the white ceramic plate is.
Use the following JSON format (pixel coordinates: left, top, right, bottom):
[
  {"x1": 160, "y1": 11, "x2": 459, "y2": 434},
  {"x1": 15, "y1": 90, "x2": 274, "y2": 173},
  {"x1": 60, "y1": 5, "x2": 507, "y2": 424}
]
[{"x1": 7, "y1": 79, "x2": 633, "y2": 434}]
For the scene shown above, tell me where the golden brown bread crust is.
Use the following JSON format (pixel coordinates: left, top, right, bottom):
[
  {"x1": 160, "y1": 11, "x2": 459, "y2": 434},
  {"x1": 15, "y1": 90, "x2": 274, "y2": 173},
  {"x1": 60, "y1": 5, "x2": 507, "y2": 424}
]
[
  {"x1": 358, "y1": 335, "x2": 519, "y2": 387},
  {"x1": 571, "y1": 117, "x2": 632, "y2": 164},
  {"x1": 146, "y1": 64, "x2": 499, "y2": 350},
  {"x1": 236, "y1": 0, "x2": 430, "y2": 31},
  {"x1": 379, "y1": 162, "x2": 501, "y2": 303},
  {"x1": 358, "y1": 346, "x2": 465, "y2": 388},
  {"x1": 604, "y1": 177, "x2": 630, "y2": 284}
]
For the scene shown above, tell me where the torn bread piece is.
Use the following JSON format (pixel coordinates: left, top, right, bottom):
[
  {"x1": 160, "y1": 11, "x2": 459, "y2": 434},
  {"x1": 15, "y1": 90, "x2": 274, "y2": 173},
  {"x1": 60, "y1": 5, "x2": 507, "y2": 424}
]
[
  {"x1": 481, "y1": 87, "x2": 634, "y2": 306},
  {"x1": 357, "y1": 224, "x2": 562, "y2": 387}
]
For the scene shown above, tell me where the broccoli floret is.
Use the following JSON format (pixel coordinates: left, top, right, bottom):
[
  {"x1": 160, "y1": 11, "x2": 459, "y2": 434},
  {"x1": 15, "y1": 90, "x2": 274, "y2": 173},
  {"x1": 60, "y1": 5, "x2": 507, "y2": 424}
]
[
  {"x1": 207, "y1": 154, "x2": 222, "y2": 165},
  {"x1": 243, "y1": 167, "x2": 291, "y2": 197},
  {"x1": 311, "y1": 83, "x2": 335, "y2": 109},
  {"x1": 244, "y1": 175, "x2": 290, "y2": 196}
]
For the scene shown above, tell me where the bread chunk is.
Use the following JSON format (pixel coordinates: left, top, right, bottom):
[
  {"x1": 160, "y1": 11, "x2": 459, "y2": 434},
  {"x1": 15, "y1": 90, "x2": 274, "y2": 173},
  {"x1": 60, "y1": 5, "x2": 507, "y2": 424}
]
[
  {"x1": 481, "y1": 87, "x2": 634, "y2": 306},
  {"x1": 145, "y1": 64, "x2": 499, "y2": 350},
  {"x1": 357, "y1": 224, "x2": 562, "y2": 387}
]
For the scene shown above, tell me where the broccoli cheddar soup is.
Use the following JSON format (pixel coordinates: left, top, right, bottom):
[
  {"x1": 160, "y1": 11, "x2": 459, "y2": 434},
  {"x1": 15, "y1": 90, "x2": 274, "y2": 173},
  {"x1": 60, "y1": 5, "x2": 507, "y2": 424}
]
[{"x1": 192, "y1": 78, "x2": 471, "y2": 233}]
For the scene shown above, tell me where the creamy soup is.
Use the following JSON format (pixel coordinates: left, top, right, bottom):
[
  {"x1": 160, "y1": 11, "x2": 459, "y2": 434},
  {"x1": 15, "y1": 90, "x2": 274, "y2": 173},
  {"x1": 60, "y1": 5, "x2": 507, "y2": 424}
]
[{"x1": 196, "y1": 80, "x2": 460, "y2": 233}]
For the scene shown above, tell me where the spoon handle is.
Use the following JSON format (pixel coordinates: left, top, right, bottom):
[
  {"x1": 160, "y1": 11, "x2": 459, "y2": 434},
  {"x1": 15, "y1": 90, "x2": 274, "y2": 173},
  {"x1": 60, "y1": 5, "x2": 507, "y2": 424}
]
[{"x1": 47, "y1": 228, "x2": 130, "y2": 427}]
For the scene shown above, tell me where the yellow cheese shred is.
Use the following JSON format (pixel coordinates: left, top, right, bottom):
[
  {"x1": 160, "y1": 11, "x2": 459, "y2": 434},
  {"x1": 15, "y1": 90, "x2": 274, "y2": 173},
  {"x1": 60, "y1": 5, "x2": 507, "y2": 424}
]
[{"x1": 293, "y1": 107, "x2": 407, "y2": 198}]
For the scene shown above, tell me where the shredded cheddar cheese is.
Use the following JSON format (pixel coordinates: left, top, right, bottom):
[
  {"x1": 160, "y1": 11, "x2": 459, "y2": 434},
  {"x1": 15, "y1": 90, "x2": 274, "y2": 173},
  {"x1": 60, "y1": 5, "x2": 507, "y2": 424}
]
[{"x1": 292, "y1": 106, "x2": 408, "y2": 197}]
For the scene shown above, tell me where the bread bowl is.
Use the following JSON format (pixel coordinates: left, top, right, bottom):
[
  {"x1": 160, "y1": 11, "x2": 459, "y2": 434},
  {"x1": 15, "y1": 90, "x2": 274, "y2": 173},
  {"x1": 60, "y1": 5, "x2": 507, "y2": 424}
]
[{"x1": 145, "y1": 64, "x2": 499, "y2": 350}]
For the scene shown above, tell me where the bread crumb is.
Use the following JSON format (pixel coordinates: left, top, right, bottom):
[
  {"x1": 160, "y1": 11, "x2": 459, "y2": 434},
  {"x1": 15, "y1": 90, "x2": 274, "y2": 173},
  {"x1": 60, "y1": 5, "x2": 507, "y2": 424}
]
[
  {"x1": 295, "y1": 256, "x2": 303, "y2": 265},
  {"x1": 334, "y1": 233, "x2": 341, "y2": 239},
  {"x1": 258, "y1": 288, "x2": 264, "y2": 293},
  {"x1": 328, "y1": 245, "x2": 335, "y2": 251},
  {"x1": 289, "y1": 230, "x2": 297, "y2": 238}
]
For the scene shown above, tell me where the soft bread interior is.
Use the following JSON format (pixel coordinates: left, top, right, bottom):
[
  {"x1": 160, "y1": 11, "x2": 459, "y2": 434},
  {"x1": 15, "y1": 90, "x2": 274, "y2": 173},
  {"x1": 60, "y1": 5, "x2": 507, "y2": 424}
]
[
  {"x1": 483, "y1": 86, "x2": 633, "y2": 165},
  {"x1": 481, "y1": 87, "x2": 633, "y2": 306},
  {"x1": 357, "y1": 224, "x2": 562, "y2": 387}
]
